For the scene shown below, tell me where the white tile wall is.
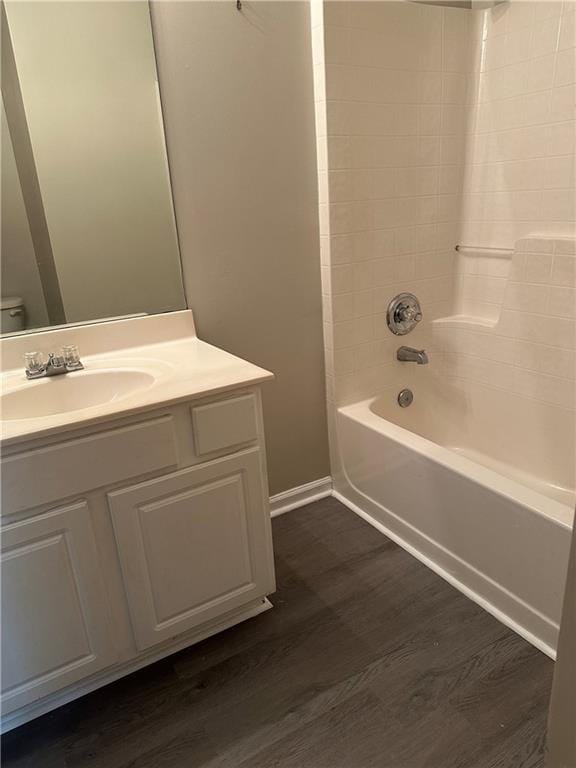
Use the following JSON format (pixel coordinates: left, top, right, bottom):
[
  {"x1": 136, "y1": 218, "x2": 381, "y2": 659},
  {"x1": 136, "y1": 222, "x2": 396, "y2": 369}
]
[
  {"x1": 438, "y1": 236, "x2": 576, "y2": 412},
  {"x1": 313, "y1": 1, "x2": 576, "y2": 413},
  {"x1": 461, "y1": 1, "x2": 576, "y2": 248},
  {"x1": 313, "y1": 1, "x2": 472, "y2": 404}
]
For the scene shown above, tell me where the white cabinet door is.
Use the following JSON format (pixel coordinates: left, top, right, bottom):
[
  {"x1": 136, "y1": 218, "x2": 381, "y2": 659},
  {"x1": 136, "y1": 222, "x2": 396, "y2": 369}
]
[
  {"x1": 1, "y1": 502, "x2": 116, "y2": 714},
  {"x1": 109, "y1": 447, "x2": 275, "y2": 650}
]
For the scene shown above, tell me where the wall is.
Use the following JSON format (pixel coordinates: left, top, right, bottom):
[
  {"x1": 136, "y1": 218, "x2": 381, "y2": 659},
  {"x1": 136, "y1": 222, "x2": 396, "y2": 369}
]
[
  {"x1": 439, "y1": 236, "x2": 576, "y2": 415},
  {"x1": 315, "y1": 1, "x2": 575, "y2": 416},
  {"x1": 4, "y1": 1, "x2": 185, "y2": 324},
  {"x1": 441, "y1": 2, "x2": 576, "y2": 417},
  {"x1": 461, "y1": 1, "x2": 576, "y2": 248},
  {"x1": 1, "y1": 104, "x2": 49, "y2": 330},
  {"x1": 314, "y1": 0, "x2": 476, "y2": 405},
  {"x1": 150, "y1": 1, "x2": 329, "y2": 495}
]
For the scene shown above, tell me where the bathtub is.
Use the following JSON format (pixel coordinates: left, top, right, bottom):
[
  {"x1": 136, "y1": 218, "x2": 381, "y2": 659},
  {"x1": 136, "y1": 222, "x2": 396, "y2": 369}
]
[{"x1": 335, "y1": 379, "x2": 574, "y2": 657}]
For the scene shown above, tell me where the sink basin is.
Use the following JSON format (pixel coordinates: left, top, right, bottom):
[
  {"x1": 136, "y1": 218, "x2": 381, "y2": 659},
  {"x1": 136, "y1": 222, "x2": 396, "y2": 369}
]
[{"x1": 1, "y1": 369, "x2": 156, "y2": 421}]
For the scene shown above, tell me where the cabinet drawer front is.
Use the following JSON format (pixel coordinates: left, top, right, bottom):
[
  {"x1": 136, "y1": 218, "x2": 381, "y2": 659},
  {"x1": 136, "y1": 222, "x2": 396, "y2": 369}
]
[
  {"x1": 2, "y1": 417, "x2": 178, "y2": 515},
  {"x1": 109, "y1": 448, "x2": 274, "y2": 650},
  {"x1": 1, "y1": 501, "x2": 116, "y2": 714},
  {"x1": 191, "y1": 394, "x2": 258, "y2": 456}
]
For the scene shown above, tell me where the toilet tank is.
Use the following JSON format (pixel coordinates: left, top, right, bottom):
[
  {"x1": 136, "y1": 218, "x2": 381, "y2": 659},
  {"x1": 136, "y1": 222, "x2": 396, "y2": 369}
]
[{"x1": 1, "y1": 297, "x2": 26, "y2": 333}]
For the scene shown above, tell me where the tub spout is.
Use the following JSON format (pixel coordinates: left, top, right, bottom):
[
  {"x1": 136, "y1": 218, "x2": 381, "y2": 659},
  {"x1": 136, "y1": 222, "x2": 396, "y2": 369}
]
[{"x1": 397, "y1": 346, "x2": 428, "y2": 365}]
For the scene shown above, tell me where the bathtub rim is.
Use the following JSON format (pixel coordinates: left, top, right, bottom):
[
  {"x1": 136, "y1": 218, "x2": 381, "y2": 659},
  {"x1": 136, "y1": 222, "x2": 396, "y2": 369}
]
[{"x1": 339, "y1": 396, "x2": 574, "y2": 532}]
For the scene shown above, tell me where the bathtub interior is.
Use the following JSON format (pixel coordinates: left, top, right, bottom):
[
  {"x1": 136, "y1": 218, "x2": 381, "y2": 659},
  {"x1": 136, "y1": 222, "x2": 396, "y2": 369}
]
[{"x1": 370, "y1": 374, "x2": 575, "y2": 509}]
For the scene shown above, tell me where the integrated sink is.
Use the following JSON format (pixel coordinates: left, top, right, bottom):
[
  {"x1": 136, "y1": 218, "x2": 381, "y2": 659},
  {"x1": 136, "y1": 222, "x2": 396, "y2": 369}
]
[
  {"x1": 0, "y1": 311, "x2": 274, "y2": 445},
  {"x1": 1, "y1": 369, "x2": 156, "y2": 421}
]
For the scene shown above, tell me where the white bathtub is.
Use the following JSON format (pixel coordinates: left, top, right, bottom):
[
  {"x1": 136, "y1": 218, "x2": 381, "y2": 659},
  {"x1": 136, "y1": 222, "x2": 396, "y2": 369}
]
[{"x1": 335, "y1": 380, "x2": 574, "y2": 657}]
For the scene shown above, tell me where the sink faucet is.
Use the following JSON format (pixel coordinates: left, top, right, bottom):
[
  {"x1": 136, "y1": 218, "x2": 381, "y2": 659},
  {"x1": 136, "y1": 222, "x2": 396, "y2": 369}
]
[
  {"x1": 397, "y1": 346, "x2": 429, "y2": 365},
  {"x1": 24, "y1": 346, "x2": 84, "y2": 379}
]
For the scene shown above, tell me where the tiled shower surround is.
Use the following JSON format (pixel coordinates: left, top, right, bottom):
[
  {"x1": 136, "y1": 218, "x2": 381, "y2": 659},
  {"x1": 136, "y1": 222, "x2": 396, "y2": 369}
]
[
  {"x1": 440, "y1": 237, "x2": 576, "y2": 412},
  {"x1": 462, "y1": 2, "x2": 576, "y2": 247},
  {"x1": 312, "y1": 1, "x2": 576, "y2": 412}
]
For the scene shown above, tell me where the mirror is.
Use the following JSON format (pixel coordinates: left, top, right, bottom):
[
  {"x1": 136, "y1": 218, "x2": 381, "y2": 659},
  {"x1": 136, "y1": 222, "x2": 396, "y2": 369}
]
[{"x1": 1, "y1": 1, "x2": 186, "y2": 335}]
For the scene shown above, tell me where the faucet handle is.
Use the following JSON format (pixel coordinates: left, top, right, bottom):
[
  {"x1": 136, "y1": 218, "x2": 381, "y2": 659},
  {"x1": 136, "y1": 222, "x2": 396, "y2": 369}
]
[
  {"x1": 24, "y1": 351, "x2": 44, "y2": 376},
  {"x1": 61, "y1": 344, "x2": 83, "y2": 370},
  {"x1": 387, "y1": 293, "x2": 423, "y2": 336},
  {"x1": 398, "y1": 303, "x2": 422, "y2": 324}
]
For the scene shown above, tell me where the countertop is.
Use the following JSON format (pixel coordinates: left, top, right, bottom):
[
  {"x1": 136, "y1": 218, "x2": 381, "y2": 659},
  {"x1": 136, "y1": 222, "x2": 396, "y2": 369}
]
[{"x1": 1, "y1": 312, "x2": 273, "y2": 447}]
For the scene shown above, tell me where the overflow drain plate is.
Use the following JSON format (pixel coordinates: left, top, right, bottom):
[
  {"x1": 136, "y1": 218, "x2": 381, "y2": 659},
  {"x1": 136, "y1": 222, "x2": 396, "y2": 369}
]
[{"x1": 397, "y1": 389, "x2": 414, "y2": 408}]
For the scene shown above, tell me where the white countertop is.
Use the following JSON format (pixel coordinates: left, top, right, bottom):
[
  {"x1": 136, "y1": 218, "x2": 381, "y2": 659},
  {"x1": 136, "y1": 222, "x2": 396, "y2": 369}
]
[{"x1": 1, "y1": 311, "x2": 273, "y2": 447}]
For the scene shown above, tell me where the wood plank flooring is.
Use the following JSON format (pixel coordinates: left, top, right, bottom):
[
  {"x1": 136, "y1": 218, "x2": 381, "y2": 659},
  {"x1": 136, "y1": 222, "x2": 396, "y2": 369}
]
[{"x1": 1, "y1": 498, "x2": 553, "y2": 767}]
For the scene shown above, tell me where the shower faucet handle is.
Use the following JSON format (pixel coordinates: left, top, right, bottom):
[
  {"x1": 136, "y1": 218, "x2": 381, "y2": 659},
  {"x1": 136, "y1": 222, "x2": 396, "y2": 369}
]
[
  {"x1": 387, "y1": 293, "x2": 423, "y2": 336},
  {"x1": 398, "y1": 303, "x2": 422, "y2": 324}
]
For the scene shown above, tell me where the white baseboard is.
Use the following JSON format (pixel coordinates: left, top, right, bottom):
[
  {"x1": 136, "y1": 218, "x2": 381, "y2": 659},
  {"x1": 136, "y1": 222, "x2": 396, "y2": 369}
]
[
  {"x1": 333, "y1": 489, "x2": 557, "y2": 660},
  {"x1": 270, "y1": 476, "x2": 332, "y2": 517},
  {"x1": 270, "y1": 480, "x2": 555, "y2": 658}
]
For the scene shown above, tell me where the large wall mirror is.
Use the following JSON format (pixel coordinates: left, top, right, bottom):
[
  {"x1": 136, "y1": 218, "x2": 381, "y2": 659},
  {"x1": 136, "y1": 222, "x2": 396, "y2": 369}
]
[{"x1": 1, "y1": 1, "x2": 186, "y2": 335}]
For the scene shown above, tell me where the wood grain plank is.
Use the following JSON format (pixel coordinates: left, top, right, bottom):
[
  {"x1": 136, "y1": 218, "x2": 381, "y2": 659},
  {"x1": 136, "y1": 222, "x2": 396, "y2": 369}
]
[{"x1": 1, "y1": 498, "x2": 553, "y2": 768}]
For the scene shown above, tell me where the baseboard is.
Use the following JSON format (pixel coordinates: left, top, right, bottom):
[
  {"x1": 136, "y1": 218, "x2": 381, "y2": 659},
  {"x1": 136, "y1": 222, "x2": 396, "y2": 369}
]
[
  {"x1": 270, "y1": 476, "x2": 332, "y2": 517},
  {"x1": 269, "y1": 482, "x2": 557, "y2": 657},
  {"x1": 332, "y1": 489, "x2": 557, "y2": 660}
]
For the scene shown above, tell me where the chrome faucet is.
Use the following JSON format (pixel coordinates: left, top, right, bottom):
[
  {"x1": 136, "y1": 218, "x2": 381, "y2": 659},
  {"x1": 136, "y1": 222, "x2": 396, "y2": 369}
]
[
  {"x1": 24, "y1": 346, "x2": 84, "y2": 379},
  {"x1": 397, "y1": 346, "x2": 429, "y2": 365}
]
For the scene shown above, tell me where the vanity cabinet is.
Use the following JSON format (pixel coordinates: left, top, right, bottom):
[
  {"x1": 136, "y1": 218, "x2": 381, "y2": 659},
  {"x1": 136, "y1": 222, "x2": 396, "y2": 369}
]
[
  {"x1": 0, "y1": 387, "x2": 275, "y2": 730},
  {"x1": 1, "y1": 501, "x2": 116, "y2": 713},
  {"x1": 109, "y1": 448, "x2": 272, "y2": 650}
]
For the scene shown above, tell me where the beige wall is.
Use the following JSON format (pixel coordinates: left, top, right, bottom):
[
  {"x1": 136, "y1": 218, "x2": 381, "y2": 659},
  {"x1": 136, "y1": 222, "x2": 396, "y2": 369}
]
[
  {"x1": 5, "y1": 1, "x2": 185, "y2": 324},
  {"x1": 150, "y1": 1, "x2": 329, "y2": 495}
]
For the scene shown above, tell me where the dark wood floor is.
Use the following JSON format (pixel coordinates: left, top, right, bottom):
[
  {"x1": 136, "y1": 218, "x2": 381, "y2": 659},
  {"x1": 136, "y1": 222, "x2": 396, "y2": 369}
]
[{"x1": 2, "y1": 498, "x2": 553, "y2": 768}]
